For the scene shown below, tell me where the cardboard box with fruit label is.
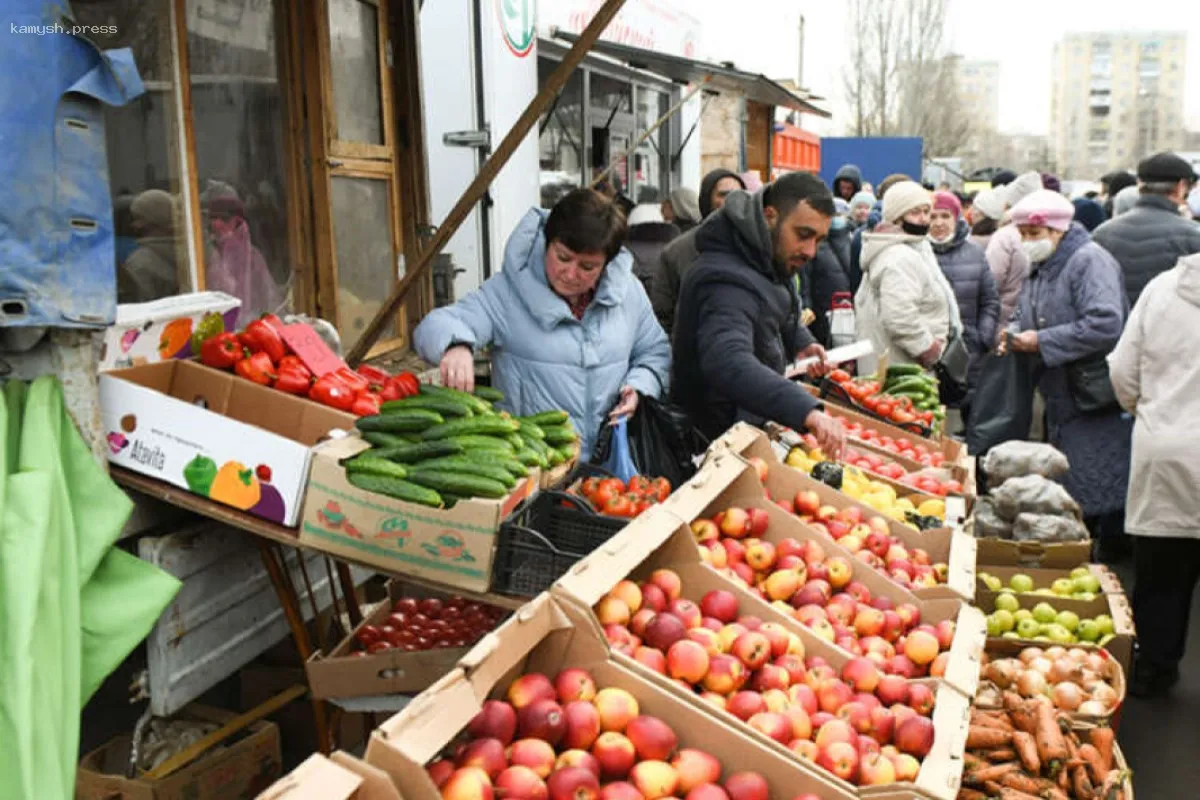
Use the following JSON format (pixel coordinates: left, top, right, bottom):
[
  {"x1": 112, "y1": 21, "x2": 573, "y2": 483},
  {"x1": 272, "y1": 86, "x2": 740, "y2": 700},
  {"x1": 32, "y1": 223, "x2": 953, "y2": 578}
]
[
  {"x1": 256, "y1": 752, "x2": 401, "y2": 800},
  {"x1": 974, "y1": 569, "x2": 1135, "y2": 680},
  {"x1": 708, "y1": 425, "x2": 977, "y2": 605},
  {"x1": 102, "y1": 292, "x2": 241, "y2": 371},
  {"x1": 365, "y1": 593, "x2": 860, "y2": 800},
  {"x1": 551, "y1": 507, "x2": 972, "y2": 798},
  {"x1": 306, "y1": 580, "x2": 508, "y2": 699},
  {"x1": 627, "y1": 463, "x2": 984, "y2": 699},
  {"x1": 299, "y1": 435, "x2": 538, "y2": 593},
  {"x1": 99, "y1": 360, "x2": 356, "y2": 526}
]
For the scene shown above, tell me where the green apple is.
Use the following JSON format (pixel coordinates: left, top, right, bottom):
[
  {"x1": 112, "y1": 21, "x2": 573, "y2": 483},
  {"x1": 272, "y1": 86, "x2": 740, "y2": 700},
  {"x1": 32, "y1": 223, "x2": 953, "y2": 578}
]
[
  {"x1": 995, "y1": 592, "x2": 1021, "y2": 613},
  {"x1": 1033, "y1": 602, "x2": 1058, "y2": 624},
  {"x1": 1074, "y1": 592, "x2": 1096, "y2": 602},
  {"x1": 1002, "y1": 631, "x2": 1020, "y2": 639},
  {"x1": 1070, "y1": 566, "x2": 1090, "y2": 579},
  {"x1": 1045, "y1": 624, "x2": 1075, "y2": 645},
  {"x1": 1077, "y1": 620, "x2": 1101, "y2": 642},
  {"x1": 1014, "y1": 609, "x2": 1034, "y2": 623},
  {"x1": 1056, "y1": 610, "x2": 1081, "y2": 633},
  {"x1": 1099, "y1": 633, "x2": 1116, "y2": 646},
  {"x1": 993, "y1": 609, "x2": 1016, "y2": 633},
  {"x1": 1073, "y1": 575, "x2": 1101, "y2": 594},
  {"x1": 1034, "y1": 635, "x2": 1052, "y2": 643},
  {"x1": 1017, "y1": 618, "x2": 1042, "y2": 638},
  {"x1": 987, "y1": 614, "x2": 1003, "y2": 637},
  {"x1": 1095, "y1": 614, "x2": 1115, "y2": 636},
  {"x1": 1009, "y1": 574, "x2": 1035, "y2": 593},
  {"x1": 1051, "y1": 578, "x2": 1075, "y2": 596},
  {"x1": 981, "y1": 573, "x2": 1003, "y2": 591}
]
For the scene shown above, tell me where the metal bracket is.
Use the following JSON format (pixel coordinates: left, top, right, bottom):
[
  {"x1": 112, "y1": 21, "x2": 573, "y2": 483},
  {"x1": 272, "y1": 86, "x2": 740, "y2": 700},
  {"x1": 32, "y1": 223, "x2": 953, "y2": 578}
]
[{"x1": 443, "y1": 128, "x2": 492, "y2": 151}]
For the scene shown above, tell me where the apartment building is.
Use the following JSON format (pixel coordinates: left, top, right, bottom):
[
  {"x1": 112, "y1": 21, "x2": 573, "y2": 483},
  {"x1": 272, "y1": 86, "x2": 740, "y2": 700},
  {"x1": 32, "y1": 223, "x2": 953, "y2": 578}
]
[{"x1": 1051, "y1": 31, "x2": 1187, "y2": 178}]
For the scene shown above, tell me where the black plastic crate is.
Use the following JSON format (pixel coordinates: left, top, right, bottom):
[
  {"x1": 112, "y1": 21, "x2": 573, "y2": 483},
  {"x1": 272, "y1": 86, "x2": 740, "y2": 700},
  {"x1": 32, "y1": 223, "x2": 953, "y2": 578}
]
[{"x1": 491, "y1": 488, "x2": 628, "y2": 598}]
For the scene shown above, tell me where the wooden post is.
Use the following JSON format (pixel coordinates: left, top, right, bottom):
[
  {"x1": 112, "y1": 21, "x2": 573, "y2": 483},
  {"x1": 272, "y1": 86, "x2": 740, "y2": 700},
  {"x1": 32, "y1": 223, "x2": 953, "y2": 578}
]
[{"x1": 346, "y1": 0, "x2": 631, "y2": 365}]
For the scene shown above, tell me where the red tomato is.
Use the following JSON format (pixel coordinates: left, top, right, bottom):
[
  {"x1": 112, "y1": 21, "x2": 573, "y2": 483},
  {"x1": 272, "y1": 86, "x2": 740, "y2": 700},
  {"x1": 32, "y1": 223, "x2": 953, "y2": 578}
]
[
  {"x1": 598, "y1": 477, "x2": 625, "y2": 495},
  {"x1": 651, "y1": 477, "x2": 671, "y2": 502},
  {"x1": 628, "y1": 476, "x2": 653, "y2": 495},
  {"x1": 367, "y1": 641, "x2": 392, "y2": 654},
  {"x1": 604, "y1": 494, "x2": 634, "y2": 518},
  {"x1": 581, "y1": 477, "x2": 602, "y2": 499},
  {"x1": 393, "y1": 597, "x2": 419, "y2": 615},
  {"x1": 356, "y1": 625, "x2": 381, "y2": 646},
  {"x1": 419, "y1": 598, "x2": 443, "y2": 618},
  {"x1": 830, "y1": 369, "x2": 852, "y2": 384}
]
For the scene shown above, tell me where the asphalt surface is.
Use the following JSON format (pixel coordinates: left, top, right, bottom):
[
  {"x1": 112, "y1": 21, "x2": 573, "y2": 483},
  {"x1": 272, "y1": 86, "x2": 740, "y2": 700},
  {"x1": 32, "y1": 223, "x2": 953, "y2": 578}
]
[{"x1": 1110, "y1": 558, "x2": 1200, "y2": 798}]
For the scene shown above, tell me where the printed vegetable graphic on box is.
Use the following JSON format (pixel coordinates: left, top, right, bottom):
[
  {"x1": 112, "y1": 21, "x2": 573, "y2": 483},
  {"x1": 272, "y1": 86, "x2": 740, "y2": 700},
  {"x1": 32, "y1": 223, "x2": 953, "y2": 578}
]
[
  {"x1": 157, "y1": 317, "x2": 194, "y2": 359},
  {"x1": 420, "y1": 533, "x2": 476, "y2": 563},
  {"x1": 183, "y1": 455, "x2": 217, "y2": 495}
]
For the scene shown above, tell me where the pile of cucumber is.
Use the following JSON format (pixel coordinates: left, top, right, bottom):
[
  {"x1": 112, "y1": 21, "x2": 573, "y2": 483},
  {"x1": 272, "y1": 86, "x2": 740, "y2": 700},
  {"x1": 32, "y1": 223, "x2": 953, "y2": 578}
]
[
  {"x1": 883, "y1": 365, "x2": 945, "y2": 420},
  {"x1": 343, "y1": 383, "x2": 578, "y2": 508}
]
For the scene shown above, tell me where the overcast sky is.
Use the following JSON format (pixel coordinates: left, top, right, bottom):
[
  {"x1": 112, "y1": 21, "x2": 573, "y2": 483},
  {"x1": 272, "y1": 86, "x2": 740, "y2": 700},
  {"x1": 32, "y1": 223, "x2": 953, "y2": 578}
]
[{"x1": 689, "y1": 0, "x2": 1200, "y2": 138}]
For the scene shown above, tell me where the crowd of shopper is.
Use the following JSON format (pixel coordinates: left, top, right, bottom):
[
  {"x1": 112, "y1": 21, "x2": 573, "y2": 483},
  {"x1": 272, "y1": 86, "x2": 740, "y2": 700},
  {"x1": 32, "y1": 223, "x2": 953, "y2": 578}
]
[{"x1": 415, "y1": 150, "x2": 1200, "y2": 699}]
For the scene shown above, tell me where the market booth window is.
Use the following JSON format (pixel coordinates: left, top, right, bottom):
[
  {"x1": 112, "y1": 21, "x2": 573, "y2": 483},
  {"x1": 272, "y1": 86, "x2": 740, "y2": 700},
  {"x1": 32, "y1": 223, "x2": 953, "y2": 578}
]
[
  {"x1": 589, "y1": 73, "x2": 635, "y2": 192},
  {"x1": 538, "y1": 57, "x2": 585, "y2": 208},
  {"x1": 74, "y1": 1, "x2": 190, "y2": 305}
]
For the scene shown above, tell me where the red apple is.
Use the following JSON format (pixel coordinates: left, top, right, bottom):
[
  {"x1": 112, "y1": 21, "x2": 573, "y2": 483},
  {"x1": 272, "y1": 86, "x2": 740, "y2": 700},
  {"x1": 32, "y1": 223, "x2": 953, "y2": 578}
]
[
  {"x1": 794, "y1": 491, "x2": 821, "y2": 517},
  {"x1": 702, "y1": 654, "x2": 746, "y2": 695},
  {"x1": 732, "y1": 632, "x2": 772, "y2": 670},
  {"x1": 633, "y1": 646, "x2": 668, "y2": 674},
  {"x1": 723, "y1": 772, "x2": 769, "y2": 800},
  {"x1": 496, "y1": 766, "x2": 548, "y2": 800},
  {"x1": 469, "y1": 700, "x2": 518, "y2": 745},
  {"x1": 556, "y1": 750, "x2": 602, "y2": 779},
  {"x1": 519, "y1": 699, "x2": 567, "y2": 745},
  {"x1": 673, "y1": 748, "x2": 722, "y2": 794},
  {"x1": 645, "y1": 614, "x2": 689, "y2": 652},
  {"x1": 547, "y1": 766, "x2": 599, "y2": 800},
  {"x1": 562, "y1": 701, "x2": 602, "y2": 750},
  {"x1": 594, "y1": 688, "x2": 639, "y2": 733},
  {"x1": 841, "y1": 657, "x2": 881, "y2": 693},
  {"x1": 907, "y1": 683, "x2": 935, "y2": 716},
  {"x1": 747, "y1": 507, "x2": 770, "y2": 537},
  {"x1": 508, "y1": 674, "x2": 557, "y2": 709},
  {"x1": 626, "y1": 715, "x2": 679, "y2": 762},
  {"x1": 510, "y1": 738, "x2": 558, "y2": 779},
  {"x1": 640, "y1": 583, "x2": 668, "y2": 613},
  {"x1": 443, "y1": 768, "x2": 495, "y2": 800},
  {"x1": 718, "y1": 508, "x2": 752, "y2": 539},
  {"x1": 700, "y1": 590, "x2": 740, "y2": 624},
  {"x1": 460, "y1": 738, "x2": 508, "y2": 779},
  {"x1": 894, "y1": 716, "x2": 934, "y2": 758},
  {"x1": 591, "y1": 732, "x2": 637, "y2": 780},
  {"x1": 788, "y1": 683, "x2": 819, "y2": 716},
  {"x1": 748, "y1": 711, "x2": 793, "y2": 745},
  {"x1": 876, "y1": 674, "x2": 910, "y2": 706},
  {"x1": 816, "y1": 741, "x2": 860, "y2": 782}
]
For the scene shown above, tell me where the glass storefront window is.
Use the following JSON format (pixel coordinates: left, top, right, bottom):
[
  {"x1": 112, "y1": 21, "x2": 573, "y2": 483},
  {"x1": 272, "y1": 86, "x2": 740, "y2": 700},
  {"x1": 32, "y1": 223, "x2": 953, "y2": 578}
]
[
  {"x1": 187, "y1": 0, "x2": 292, "y2": 322},
  {"x1": 634, "y1": 86, "x2": 671, "y2": 203},
  {"x1": 538, "y1": 58, "x2": 585, "y2": 208},
  {"x1": 73, "y1": 1, "x2": 191, "y2": 304},
  {"x1": 589, "y1": 73, "x2": 634, "y2": 194}
]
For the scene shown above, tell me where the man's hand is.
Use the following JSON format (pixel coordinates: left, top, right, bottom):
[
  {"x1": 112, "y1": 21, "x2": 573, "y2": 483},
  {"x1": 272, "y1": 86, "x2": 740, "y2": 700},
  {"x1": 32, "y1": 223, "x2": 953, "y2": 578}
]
[
  {"x1": 798, "y1": 343, "x2": 832, "y2": 378},
  {"x1": 1009, "y1": 330, "x2": 1039, "y2": 353},
  {"x1": 804, "y1": 408, "x2": 845, "y2": 461},
  {"x1": 917, "y1": 339, "x2": 943, "y2": 367},
  {"x1": 608, "y1": 385, "x2": 639, "y2": 423},
  {"x1": 439, "y1": 345, "x2": 475, "y2": 392}
]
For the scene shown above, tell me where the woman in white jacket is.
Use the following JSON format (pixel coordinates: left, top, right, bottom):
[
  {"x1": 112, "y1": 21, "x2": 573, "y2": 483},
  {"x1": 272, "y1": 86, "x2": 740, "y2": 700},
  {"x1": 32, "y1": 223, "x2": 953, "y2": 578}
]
[
  {"x1": 1108, "y1": 252, "x2": 1200, "y2": 697},
  {"x1": 855, "y1": 181, "x2": 963, "y2": 377}
]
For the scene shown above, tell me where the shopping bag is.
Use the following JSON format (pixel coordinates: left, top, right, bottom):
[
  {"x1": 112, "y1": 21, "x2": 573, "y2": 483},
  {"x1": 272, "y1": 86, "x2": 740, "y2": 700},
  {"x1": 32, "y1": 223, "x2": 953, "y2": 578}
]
[
  {"x1": 592, "y1": 394, "x2": 709, "y2": 488},
  {"x1": 967, "y1": 352, "x2": 1035, "y2": 455},
  {"x1": 599, "y1": 416, "x2": 639, "y2": 484},
  {"x1": 828, "y1": 292, "x2": 857, "y2": 350}
]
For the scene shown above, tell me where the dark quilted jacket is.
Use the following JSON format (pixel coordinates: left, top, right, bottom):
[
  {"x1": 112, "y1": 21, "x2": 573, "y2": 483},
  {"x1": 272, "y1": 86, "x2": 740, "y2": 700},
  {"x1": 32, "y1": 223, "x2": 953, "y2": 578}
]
[
  {"x1": 932, "y1": 221, "x2": 1001, "y2": 364},
  {"x1": 1092, "y1": 194, "x2": 1200, "y2": 308}
]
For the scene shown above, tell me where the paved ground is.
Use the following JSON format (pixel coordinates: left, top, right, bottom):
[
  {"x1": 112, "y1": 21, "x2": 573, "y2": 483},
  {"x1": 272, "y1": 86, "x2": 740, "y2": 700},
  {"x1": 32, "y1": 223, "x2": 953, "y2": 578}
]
[{"x1": 1110, "y1": 558, "x2": 1200, "y2": 798}]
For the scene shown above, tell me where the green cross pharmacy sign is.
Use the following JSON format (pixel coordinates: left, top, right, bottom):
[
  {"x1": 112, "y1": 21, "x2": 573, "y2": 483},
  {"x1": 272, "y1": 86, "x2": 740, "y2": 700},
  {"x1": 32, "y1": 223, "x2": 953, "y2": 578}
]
[{"x1": 497, "y1": 0, "x2": 535, "y2": 57}]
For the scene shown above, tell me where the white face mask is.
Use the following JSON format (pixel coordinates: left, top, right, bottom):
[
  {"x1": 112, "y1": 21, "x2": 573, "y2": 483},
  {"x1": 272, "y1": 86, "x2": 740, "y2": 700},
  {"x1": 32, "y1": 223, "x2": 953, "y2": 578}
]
[
  {"x1": 928, "y1": 231, "x2": 955, "y2": 245},
  {"x1": 1022, "y1": 238, "x2": 1055, "y2": 263}
]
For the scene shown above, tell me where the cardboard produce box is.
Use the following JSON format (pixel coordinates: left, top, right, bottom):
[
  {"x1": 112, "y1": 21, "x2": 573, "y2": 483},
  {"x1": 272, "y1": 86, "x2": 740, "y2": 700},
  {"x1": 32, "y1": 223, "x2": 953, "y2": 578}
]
[
  {"x1": 77, "y1": 705, "x2": 282, "y2": 800},
  {"x1": 255, "y1": 752, "x2": 400, "y2": 800},
  {"x1": 554, "y1": 502, "x2": 985, "y2": 701},
  {"x1": 299, "y1": 434, "x2": 538, "y2": 593},
  {"x1": 306, "y1": 580, "x2": 508, "y2": 699},
  {"x1": 364, "y1": 593, "x2": 858, "y2": 800},
  {"x1": 974, "y1": 581, "x2": 1136, "y2": 680},
  {"x1": 99, "y1": 361, "x2": 356, "y2": 526},
  {"x1": 709, "y1": 426, "x2": 977, "y2": 604},
  {"x1": 972, "y1": 534, "x2": 1093, "y2": 569},
  {"x1": 102, "y1": 292, "x2": 241, "y2": 371}
]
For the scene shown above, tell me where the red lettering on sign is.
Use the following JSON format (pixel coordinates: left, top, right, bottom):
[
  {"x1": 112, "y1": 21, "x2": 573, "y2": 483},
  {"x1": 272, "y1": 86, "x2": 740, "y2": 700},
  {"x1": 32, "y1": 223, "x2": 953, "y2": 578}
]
[{"x1": 279, "y1": 324, "x2": 346, "y2": 377}]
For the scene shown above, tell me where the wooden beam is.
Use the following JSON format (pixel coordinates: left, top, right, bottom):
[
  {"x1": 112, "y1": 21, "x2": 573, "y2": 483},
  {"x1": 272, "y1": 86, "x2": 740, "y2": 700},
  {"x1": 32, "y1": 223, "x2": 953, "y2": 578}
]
[{"x1": 345, "y1": 0, "x2": 631, "y2": 364}]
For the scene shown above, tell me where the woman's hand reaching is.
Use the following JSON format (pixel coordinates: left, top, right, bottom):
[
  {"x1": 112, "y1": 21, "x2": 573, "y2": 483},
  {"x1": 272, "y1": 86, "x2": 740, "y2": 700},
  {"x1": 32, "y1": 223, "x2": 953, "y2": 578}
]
[
  {"x1": 439, "y1": 345, "x2": 475, "y2": 392},
  {"x1": 608, "y1": 385, "x2": 639, "y2": 423}
]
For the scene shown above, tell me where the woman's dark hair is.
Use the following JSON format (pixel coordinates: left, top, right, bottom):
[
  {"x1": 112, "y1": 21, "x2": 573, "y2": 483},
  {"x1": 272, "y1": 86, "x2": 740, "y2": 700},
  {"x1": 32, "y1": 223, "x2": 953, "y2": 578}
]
[
  {"x1": 971, "y1": 216, "x2": 998, "y2": 237},
  {"x1": 545, "y1": 188, "x2": 629, "y2": 263}
]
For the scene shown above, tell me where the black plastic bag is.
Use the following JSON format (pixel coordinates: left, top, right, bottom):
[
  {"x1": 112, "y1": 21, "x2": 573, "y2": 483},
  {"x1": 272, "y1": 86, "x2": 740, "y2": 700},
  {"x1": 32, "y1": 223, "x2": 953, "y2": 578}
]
[
  {"x1": 967, "y1": 352, "x2": 1035, "y2": 456},
  {"x1": 592, "y1": 394, "x2": 709, "y2": 488}
]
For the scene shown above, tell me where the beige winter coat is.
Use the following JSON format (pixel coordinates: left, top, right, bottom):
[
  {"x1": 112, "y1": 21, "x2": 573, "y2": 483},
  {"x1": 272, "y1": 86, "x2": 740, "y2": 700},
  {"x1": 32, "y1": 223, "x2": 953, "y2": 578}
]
[
  {"x1": 1108, "y1": 253, "x2": 1200, "y2": 538},
  {"x1": 854, "y1": 229, "x2": 961, "y2": 376}
]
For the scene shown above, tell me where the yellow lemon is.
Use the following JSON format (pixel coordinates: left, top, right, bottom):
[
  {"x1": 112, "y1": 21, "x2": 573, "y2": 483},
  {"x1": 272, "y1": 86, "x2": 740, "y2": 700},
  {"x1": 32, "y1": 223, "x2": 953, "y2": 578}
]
[
  {"x1": 896, "y1": 497, "x2": 916, "y2": 512},
  {"x1": 918, "y1": 499, "x2": 946, "y2": 518}
]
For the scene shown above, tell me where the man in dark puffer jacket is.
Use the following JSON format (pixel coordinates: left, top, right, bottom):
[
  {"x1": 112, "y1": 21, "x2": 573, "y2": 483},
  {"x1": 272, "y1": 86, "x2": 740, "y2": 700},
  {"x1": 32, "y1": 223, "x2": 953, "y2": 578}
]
[
  {"x1": 1093, "y1": 152, "x2": 1200, "y2": 308},
  {"x1": 672, "y1": 173, "x2": 844, "y2": 456},
  {"x1": 929, "y1": 192, "x2": 1000, "y2": 409}
]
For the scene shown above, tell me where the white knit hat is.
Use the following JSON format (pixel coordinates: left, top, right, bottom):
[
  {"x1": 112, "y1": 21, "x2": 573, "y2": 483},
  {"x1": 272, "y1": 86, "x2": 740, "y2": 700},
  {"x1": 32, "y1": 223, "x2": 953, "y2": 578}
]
[
  {"x1": 972, "y1": 187, "x2": 1006, "y2": 221},
  {"x1": 882, "y1": 181, "x2": 932, "y2": 224},
  {"x1": 1003, "y1": 171, "x2": 1043, "y2": 208}
]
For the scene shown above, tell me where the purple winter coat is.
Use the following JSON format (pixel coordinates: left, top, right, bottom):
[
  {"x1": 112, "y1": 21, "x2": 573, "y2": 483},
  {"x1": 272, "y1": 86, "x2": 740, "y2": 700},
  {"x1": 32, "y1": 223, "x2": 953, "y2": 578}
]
[{"x1": 1011, "y1": 222, "x2": 1133, "y2": 516}]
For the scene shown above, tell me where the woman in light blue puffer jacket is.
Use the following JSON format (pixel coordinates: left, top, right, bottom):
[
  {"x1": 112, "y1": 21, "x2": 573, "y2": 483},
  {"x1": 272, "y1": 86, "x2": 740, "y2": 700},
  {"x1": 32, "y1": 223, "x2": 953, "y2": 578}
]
[{"x1": 413, "y1": 189, "x2": 671, "y2": 461}]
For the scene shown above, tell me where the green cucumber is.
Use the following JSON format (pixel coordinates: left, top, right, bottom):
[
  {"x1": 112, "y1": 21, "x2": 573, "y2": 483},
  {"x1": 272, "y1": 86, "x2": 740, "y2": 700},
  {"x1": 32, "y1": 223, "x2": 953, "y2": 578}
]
[
  {"x1": 506, "y1": 433, "x2": 525, "y2": 450},
  {"x1": 367, "y1": 440, "x2": 464, "y2": 463},
  {"x1": 420, "y1": 415, "x2": 520, "y2": 441},
  {"x1": 886, "y1": 364, "x2": 925, "y2": 378},
  {"x1": 546, "y1": 448, "x2": 565, "y2": 467},
  {"x1": 417, "y1": 383, "x2": 491, "y2": 414},
  {"x1": 358, "y1": 409, "x2": 444, "y2": 433},
  {"x1": 447, "y1": 435, "x2": 515, "y2": 454},
  {"x1": 539, "y1": 425, "x2": 578, "y2": 446},
  {"x1": 555, "y1": 443, "x2": 578, "y2": 461},
  {"x1": 473, "y1": 386, "x2": 505, "y2": 404},
  {"x1": 406, "y1": 470, "x2": 509, "y2": 499},
  {"x1": 886, "y1": 376, "x2": 936, "y2": 394},
  {"x1": 346, "y1": 473, "x2": 443, "y2": 507},
  {"x1": 411, "y1": 457, "x2": 517, "y2": 488},
  {"x1": 524, "y1": 410, "x2": 570, "y2": 427},
  {"x1": 516, "y1": 420, "x2": 546, "y2": 440},
  {"x1": 492, "y1": 456, "x2": 530, "y2": 478},
  {"x1": 516, "y1": 447, "x2": 549, "y2": 468},
  {"x1": 362, "y1": 431, "x2": 409, "y2": 448},
  {"x1": 381, "y1": 396, "x2": 474, "y2": 418},
  {"x1": 344, "y1": 457, "x2": 409, "y2": 480}
]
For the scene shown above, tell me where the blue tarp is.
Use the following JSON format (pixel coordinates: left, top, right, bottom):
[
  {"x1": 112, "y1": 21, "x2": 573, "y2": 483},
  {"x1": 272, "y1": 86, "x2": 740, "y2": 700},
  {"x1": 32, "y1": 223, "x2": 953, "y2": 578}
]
[
  {"x1": 0, "y1": 1, "x2": 145, "y2": 328},
  {"x1": 820, "y1": 137, "x2": 924, "y2": 193}
]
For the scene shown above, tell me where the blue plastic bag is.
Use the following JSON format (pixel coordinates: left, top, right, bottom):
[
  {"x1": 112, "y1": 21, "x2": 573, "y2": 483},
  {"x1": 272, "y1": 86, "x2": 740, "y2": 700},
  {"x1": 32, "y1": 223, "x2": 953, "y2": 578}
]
[{"x1": 600, "y1": 417, "x2": 639, "y2": 484}]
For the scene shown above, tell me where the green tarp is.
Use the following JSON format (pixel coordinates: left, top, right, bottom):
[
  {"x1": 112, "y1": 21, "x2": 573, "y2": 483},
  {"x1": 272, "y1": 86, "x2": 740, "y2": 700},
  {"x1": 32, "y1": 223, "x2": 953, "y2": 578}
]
[{"x1": 0, "y1": 377, "x2": 181, "y2": 799}]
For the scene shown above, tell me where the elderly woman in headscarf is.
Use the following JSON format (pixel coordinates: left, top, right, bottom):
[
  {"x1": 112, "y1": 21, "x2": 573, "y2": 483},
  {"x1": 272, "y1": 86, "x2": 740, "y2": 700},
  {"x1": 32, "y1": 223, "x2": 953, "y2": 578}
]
[
  {"x1": 118, "y1": 189, "x2": 182, "y2": 303},
  {"x1": 202, "y1": 182, "x2": 284, "y2": 321},
  {"x1": 1001, "y1": 189, "x2": 1132, "y2": 556},
  {"x1": 966, "y1": 186, "x2": 1005, "y2": 250},
  {"x1": 985, "y1": 171, "x2": 1044, "y2": 326}
]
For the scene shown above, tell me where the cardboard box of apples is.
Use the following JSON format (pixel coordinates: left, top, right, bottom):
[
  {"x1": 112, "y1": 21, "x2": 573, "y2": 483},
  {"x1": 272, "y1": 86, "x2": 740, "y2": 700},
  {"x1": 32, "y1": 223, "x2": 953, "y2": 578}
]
[
  {"x1": 364, "y1": 593, "x2": 860, "y2": 800},
  {"x1": 552, "y1": 505, "x2": 973, "y2": 797},
  {"x1": 706, "y1": 425, "x2": 978, "y2": 606}
]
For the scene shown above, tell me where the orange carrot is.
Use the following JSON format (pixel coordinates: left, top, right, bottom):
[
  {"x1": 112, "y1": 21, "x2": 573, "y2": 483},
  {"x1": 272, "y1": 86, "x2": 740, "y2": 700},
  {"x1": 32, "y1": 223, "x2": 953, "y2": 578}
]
[
  {"x1": 1034, "y1": 701, "x2": 1068, "y2": 770},
  {"x1": 1072, "y1": 764, "x2": 1095, "y2": 799},
  {"x1": 1012, "y1": 731, "x2": 1040, "y2": 774},
  {"x1": 1079, "y1": 743, "x2": 1107, "y2": 786},
  {"x1": 986, "y1": 748, "x2": 1018, "y2": 763},
  {"x1": 967, "y1": 726, "x2": 1013, "y2": 749},
  {"x1": 966, "y1": 763, "x2": 1019, "y2": 783},
  {"x1": 1090, "y1": 727, "x2": 1115, "y2": 773}
]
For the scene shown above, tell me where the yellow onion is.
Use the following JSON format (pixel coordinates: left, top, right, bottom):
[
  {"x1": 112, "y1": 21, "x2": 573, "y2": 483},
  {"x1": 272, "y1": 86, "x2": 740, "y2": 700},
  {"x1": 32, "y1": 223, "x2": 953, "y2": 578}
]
[
  {"x1": 1045, "y1": 646, "x2": 1068, "y2": 661},
  {"x1": 1017, "y1": 669, "x2": 1048, "y2": 697},
  {"x1": 1030, "y1": 657, "x2": 1054, "y2": 677},
  {"x1": 1050, "y1": 657, "x2": 1083, "y2": 685},
  {"x1": 1091, "y1": 683, "x2": 1119, "y2": 709},
  {"x1": 985, "y1": 659, "x2": 1020, "y2": 689},
  {"x1": 1077, "y1": 699, "x2": 1108, "y2": 716},
  {"x1": 1052, "y1": 681, "x2": 1084, "y2": 711},
  {"x1": 1019, "y1": 647, "x2": 1044, "y2": 665}
]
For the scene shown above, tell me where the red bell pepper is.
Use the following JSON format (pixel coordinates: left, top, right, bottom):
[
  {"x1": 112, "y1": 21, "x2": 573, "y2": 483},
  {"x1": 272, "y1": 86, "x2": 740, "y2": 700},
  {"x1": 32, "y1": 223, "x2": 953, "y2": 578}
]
[
  {"x1": 378, "y1": 380, "x2": 403, "y2": 402},
  {"x1": 350, "y1": 391, "x2": 382, "y2": 417},
  {"x1": 334, "y1": 366, "x2": 370, "y2": 394},
  {"x1": 199, "y1": 332, "x2": 245, "y2": 370},
  {"x1": 356, "y1": 364, "x2": 391, "y2": 386},
  {"x1": 309, "y1": 373, "x2": 356, "y2": 411},
  {"x1": 261, "y1": 313, "x2": 286, "y2": 332},
  {"x1": 234, "y1": 351, "x2": 277, "y2": 385},
  {"x1": 239, "y1": 318, "x2": 286, "y2": 363},
  {"x1": 274, "y1": 368, "x2": 313, "y2": 395},
  {"x1": 278, "y1": 355, "x2": 312, "y2": 379},
  {"x1": 392, "y1": 371, "x2": 420, "y2": 398}
]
